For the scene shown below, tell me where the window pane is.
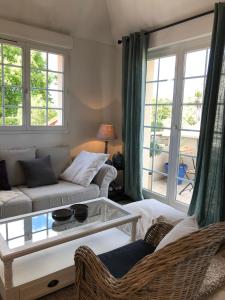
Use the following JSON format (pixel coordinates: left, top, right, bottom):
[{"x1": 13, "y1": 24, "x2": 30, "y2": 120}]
[
  {"x1": 183, "y1": 78, "x2": 204, "y2": 104},
  {"x1": 179, "y1": 132, "x2": 199, "y2": 157},
  {"x1": 146, "y1": 59, "x2": 159, "y2": 82},
  {"x1": 31, "y1": 108, "x2": 46, "y2": 126},
  {"x1": 154, "y1": 130, "x2": 170, "y2": 152},
  {"x1": 181, "y1": 105, "x2": 202, "y2": 130},
  {"x1": 176, "y1": 154, "x2": 195, "y2": 205},
  {"x1": 144, "y1": 105, "x2": 155, "y2": 127},
  {"x1": 143, "y1": 127, "x2": 151, "y2": 148},
  {"x1": 4, "y1": 66, "x2": 22, "y2": 86},
  {"x1": 48, "y1": 72, "x2": 63, "y2": 90},
  {"x1": 48, "y1": 109, "x2": 62, "y2": 126},
  {"x1": 48, "y1": 91, "x2": 63, "y2": 108},
  {"x1": 153, "y1": 152, "x2": 169, "y2": 174},
  {"x1": 31, "y1": 90, "x2": 46, "y2": 107},
  {"x1": 0, "y1": 87, "x2": 2, "y2": 106},
  {"x1": 143, "y1": 148, "x2": 153, "y2": 170},
  {"x1": 4, "y1": 87, "x2": 23, "y2": 106},
  {"x1": 31, "y1": 50, "x2": 47, "y2": 69},
  {"x1": 0, "y1": 65, "x2": 2, "y2": 85},
  {"x1": 159, "y1": 56, "x2": 176, "y2": 80},
  {"x1": 156, "y1": 105, "x2": 172, "y2": 128},
  {"x1": 152, "y1": 172, "x2": 168, "y2": 196},
  {"x1": 158, "y1": 80, "x2": 174, "y2": 104},
  {"x1": 5, "y1": 107, "x2": 22, "y2": 126},
  {"x1": 48, "y1": 53, "x2": 63, "y2": 72},
  {"x1": 145, "y1": 82, "x2": 157, "y2": 104},
  {"x1": 176, "y1": 178, "x2": 194, "y2": 205},
  {"x1": 3, "y1": 44, "x2": 22, "y2": 66},
  {"x1": 143, "y1": 170, "x2": 151, "y2": 190},
  {"x1": 30, "y1": 70, "x2": 47, "y2": 89},
  {"x1": 185, "y1": 49, "x2": 207, "y2": 77},
  {"x1": 0, "y1": 107, "x2": 3, "y2": 125}
]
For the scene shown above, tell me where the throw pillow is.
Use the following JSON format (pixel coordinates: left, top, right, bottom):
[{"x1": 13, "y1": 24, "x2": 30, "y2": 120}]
[
  {"x1": 19, "y1": 156, "x2": 58, "y2": 188},
  {"x1": 36, "y1": 146, "x2": 71, "y2": 179},
  {"x1": 155, "y1": 216, "x2": 199, "y2": 251},
  {"x1": 0, "y1": 160, "x2": 11, "y2": 190},
  {"x1": 0, "y1": 148, "x2": 36, "y2": 186},
  {"x1": 61, "y1": 151, "x2": 109, "y2": 187}
]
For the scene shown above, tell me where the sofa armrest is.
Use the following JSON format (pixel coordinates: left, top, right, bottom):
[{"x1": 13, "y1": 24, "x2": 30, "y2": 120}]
[{"x1": 93, "y1": 164, "x2": 117, "y2": 197}]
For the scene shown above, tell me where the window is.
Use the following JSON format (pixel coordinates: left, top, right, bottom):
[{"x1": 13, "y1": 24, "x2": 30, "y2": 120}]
[
  {"x1": 30, "y1": 49, "x2": 64, "y2": 126},
  {"x1": 143, "y1": 38, "x2": 210, "y2": 209},
  {"x1": 0, "y1": 43, "x2": 23, "y2": 126},
  {"x1": 0, "y1": 40, "x2": 66, "y2": 130}
]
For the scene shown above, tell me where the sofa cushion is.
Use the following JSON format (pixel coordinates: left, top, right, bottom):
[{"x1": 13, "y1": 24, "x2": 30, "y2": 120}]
[
  {"x1": 98, "y1": 240, "x2": 155, "y2": 278},
  {"x1": 0, "y1": 188, "x2": 32, "y2": 218},
  {"x1": 19, "y1": 180, "x2": 100, "y2": 211},
  {"x1": 0, "y1": 148, "x2": 36, "y2": 186},
  {"x1": 36, "y1": 146, "x2": 71, "y2": 179},
  {"x1": 19, "y1": 156, "x2": 58, "y2": 188}
]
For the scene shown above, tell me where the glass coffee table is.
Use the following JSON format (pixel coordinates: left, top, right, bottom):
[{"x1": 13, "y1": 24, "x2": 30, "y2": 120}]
[{"x1": 0, "y1": 197, "x2": 140, "y2": 300}]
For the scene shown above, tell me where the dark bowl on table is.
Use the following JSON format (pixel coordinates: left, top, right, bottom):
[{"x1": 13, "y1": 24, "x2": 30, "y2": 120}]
[
  {"x1": 70, "y1": 204, "x2": 88, "y2": 222},
  {"x1": 52, "y1": 208, "x2": 73, "y2": 221}
]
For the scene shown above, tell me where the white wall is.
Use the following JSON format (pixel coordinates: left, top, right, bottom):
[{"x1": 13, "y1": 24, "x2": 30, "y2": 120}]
[
  {"x1": 149, "y1": 14, "x2": 213, "y2": 49},
  {"x1": 0, "y1": 35, "x2": 118, "y2": 156}
]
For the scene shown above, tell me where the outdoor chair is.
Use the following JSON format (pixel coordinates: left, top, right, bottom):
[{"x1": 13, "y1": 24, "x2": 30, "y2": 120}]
[{"x1": 74, "y1": 221, "x2": 225, "y2": 300}]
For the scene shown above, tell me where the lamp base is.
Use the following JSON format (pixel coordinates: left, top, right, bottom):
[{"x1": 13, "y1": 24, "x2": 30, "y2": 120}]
[{"x1": 104, "y1": 141, "x2": 109, "y2": 154}]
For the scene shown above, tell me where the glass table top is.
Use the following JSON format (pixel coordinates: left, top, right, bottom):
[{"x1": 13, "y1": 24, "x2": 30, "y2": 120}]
[{"x1": 0, "y1": 199, "x2": 129, "y2": 249}]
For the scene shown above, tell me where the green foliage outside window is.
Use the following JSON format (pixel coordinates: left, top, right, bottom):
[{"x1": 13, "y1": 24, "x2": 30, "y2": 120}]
[
  {"x1": 0, "y1": 44, "x2": 57, "y2": 126},
  {"x1": 150, "y1": 98, "x2": 171, "y2": 130}
]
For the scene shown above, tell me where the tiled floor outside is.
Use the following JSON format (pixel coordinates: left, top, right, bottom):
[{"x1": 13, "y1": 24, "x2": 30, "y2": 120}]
[{"x1": 152, "y1": 178, "x2": 193, "y2": 205}]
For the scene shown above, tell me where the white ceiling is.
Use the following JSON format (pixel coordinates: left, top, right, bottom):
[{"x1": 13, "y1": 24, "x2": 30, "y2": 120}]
[{"x1": 0, "y1": 0, "x2": 217, "y2": 45}]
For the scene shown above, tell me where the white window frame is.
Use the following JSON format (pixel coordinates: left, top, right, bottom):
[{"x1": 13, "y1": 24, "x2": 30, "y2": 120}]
[
  {"x1": 0, "y1": 37, "x2": 69, "y2": 133},
  {"x1": 143, "y1": 36, "x2": 211, "y2": 212}
]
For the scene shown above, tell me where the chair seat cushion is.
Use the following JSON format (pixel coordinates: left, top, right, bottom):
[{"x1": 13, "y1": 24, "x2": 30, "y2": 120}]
[{"x1": 98, "y1": 240, "x2": 155, "y2": 278}]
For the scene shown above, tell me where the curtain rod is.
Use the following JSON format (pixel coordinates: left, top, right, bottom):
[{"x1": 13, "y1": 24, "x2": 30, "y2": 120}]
[{"x1": 118, "y1": 9, "x2": 214, "y2": 44}]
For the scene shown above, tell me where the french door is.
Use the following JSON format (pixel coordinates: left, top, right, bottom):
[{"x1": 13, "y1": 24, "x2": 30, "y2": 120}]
[{"x1": 142, "y1": 37, "x2": 210, "y2": 210}]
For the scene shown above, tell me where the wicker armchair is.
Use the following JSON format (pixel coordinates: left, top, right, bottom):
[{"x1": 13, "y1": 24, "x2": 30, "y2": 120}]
[{"x1": 74, "y1": 222, "x2": 225, "y2": 300}]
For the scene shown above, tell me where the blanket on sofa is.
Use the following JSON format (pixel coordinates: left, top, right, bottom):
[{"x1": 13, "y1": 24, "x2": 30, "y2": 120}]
[{"x1": 0, "y1": 190, "x2": 23, "y2": 205}]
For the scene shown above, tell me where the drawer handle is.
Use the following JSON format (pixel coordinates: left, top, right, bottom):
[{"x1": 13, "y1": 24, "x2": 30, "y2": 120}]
[{"x1": 48, "y1": 279, "x2": 59, "y2": 288}]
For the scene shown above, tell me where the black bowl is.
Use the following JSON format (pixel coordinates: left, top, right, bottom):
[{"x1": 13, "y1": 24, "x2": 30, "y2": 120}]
[
  {"x1": 70, "y1": 204, "x2": 88, "y2": 222},
  {"x1": 52, "y1": 208, "x2": 73, "y2": 221}
]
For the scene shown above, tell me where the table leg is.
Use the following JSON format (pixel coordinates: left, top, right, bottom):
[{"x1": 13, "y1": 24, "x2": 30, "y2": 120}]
[
  {"x1": 131, "y1": 220, "x2": 138, "y2": 241},
  {"x1": 4, "y1": 260, "x2": 13, "y2": 289}
]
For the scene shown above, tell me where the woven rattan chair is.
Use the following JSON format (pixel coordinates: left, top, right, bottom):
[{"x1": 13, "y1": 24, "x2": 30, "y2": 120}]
[{"x1": 74, "y1": 222, "x2": 225, "y2": 300}]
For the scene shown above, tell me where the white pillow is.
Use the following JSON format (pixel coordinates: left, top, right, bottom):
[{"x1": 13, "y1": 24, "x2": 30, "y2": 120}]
[
  {"x1": 61, "y1": 151, "x2": 109, "y2": 187},
  {"x1": 155, "y1": 216, "x2": 199, "y2": 251}
]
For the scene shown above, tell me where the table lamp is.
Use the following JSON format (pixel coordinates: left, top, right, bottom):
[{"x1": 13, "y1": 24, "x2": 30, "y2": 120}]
[{"x1": 96, "y1": 124, "x2": 117, "y2": 154}]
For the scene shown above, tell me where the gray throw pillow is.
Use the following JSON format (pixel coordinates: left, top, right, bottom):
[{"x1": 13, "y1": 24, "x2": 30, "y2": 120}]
[
  {"x1": 36, "y1": 146, "x2": 71, "y2": 179},
  {"x1": 19, "y1": 156, "x2": 58, "y2": 188}
]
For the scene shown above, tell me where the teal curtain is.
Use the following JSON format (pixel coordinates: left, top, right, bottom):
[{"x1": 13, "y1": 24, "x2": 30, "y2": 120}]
[
  {"x1": 122, "y1": 32, "x2": 149, "y2": 200},
  {"x1": 188, "y1": 3, "x2": 225, "y2": 226}
]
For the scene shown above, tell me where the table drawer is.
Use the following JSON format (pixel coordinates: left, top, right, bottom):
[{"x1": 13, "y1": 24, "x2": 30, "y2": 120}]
[{"x1": 19, "y1": 267, "x2": 74, "y2": 300}]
